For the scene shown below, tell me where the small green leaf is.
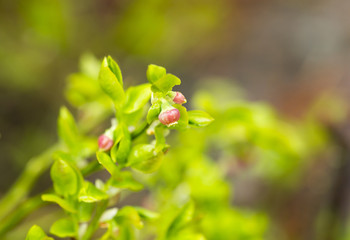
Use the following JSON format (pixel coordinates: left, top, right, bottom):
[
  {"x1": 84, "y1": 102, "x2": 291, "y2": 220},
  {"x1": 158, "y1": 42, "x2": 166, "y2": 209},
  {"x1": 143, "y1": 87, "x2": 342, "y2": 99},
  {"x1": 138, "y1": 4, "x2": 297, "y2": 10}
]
[
  {"x1": 98, "y1": 57, "x2": 125, "y2": 105},
  {"x1": 134, "y1": 207, "x2": 159, "y2": 220},
  {"x1": 169, "y1": 104, "x2": 188, "y2": 130},
  {"x1": 41, "y1": 194, "x2": 77, "y2": 213},
  {"x1": 96, "y1": 151, "x2": 119, "y2": 176},
  {"x1": 147, "y1": 64, "x2": 166, "y2": 84},
  {"x1": 57, "y1": 106, "x2": 79, "y2": 149},
  {"x1": 154, "y1": 125, "x2": 168, "y2": 152},
  {"x1": 26, "y1": 225, "x2": 53, "y2": 240},
  {"x1": 151, "y1": 74, "x2": 181, "y2": 93},
  {"x1": 128, "y1": 144, "x2": 163, "y2": 173},
  {"x1": 115, "y1": 206, "x2": 143, "y2": 229},
  {"x1": 79, "y1": 181, "x2": 109, "y2": 203},
  {"x1": 123, "y1": 83, "x2": 152, "y2": 113},
  {"x1": 167, "y1": 201, "x2": 195, "y2": 238},
  {"x1": 188, "y1": 110, "x2": 214, "y2": 127},
  {"x1": 147, "y1": 101, "x2": 161, "y2": 124},
  {"x1": 51, "y1": 159, "x2": 79, "y2": 196},
  {"x1": 110, "y1": 126, "x2": 123, "y2": 163},
  {"x1": 50, "y1": 218, "x2": 77, "y2": 238},
  {"x1": 109, "y1": 171, "x2": 144, "y2": 191},
  {"x1": 65, "y1": 73, "x2": 101, "y2": 107},
  {"x1": 106, "y1": 56, "x2": 123, "y2": 86},
  {"x1": 123, "y1": 107, "x2": 146, "y2": 126},
  {"x1": 78, "y1": 202, "x2": 95, "y2": 222},
  {"x1": 115, "y1": 125, "x2": 131, "y2": 166}
]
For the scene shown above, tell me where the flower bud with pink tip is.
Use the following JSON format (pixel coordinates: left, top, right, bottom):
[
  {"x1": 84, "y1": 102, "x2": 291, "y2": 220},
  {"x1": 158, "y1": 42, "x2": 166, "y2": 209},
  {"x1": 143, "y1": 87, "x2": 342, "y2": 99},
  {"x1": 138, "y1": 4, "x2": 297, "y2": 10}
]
[
  {"x1": 98, "y1": 134, "x2": 113, "y2": 151},
  {"x1": 158, "y1": 108, "x2": 180, "y2": 126},
  {"x1": 173, "y1": 92, "x2": 186, "y2": 104},
  {"x1": 169, "y1": 91, "x2": 186, "y2": 104}
]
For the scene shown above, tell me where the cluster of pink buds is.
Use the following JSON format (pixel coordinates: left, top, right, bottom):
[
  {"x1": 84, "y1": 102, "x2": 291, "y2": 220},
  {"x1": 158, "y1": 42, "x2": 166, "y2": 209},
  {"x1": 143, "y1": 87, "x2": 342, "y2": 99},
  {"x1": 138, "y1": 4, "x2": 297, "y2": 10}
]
[
  {"x1": 158, "y1": 91, "x2": 186, "y2": 126},
  {"x1": 98, "y1": 134, "x2": 113, "y2": 151}
]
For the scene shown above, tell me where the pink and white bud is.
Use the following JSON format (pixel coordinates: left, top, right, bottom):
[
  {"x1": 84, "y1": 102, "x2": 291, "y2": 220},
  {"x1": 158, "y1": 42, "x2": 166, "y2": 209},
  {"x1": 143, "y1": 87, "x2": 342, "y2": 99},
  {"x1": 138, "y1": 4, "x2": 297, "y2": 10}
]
[
  {"x1": 158, "y1": 108, "x2": 180, "y2": 126},
  {"x1": 172, "y1": 92, "x2": 186, "y2": 104},
  {"x1": 98, "y1": 134, "x2": 114, "y2": 151}
]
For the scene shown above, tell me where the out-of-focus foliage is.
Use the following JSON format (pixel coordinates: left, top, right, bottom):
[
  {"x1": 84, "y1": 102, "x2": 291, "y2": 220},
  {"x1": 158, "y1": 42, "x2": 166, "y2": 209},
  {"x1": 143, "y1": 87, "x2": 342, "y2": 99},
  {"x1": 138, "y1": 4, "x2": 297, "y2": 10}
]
[{"x1": 2, "y1": 0, "x2": 350, "y2": 239}]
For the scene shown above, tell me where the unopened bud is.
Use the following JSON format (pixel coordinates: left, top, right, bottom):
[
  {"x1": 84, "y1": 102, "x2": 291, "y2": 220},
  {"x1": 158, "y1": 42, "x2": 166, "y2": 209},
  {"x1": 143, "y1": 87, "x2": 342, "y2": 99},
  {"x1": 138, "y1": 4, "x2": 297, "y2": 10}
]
[
  {"x1": 172, "y1": 92, "x2": 186, "y2": 104},
  {"x1": 98, "y1": 134, "x2": 114, "y2": 151},
  {"x1": 158, "y1": 108, "x2": 180, "y2": 126}
]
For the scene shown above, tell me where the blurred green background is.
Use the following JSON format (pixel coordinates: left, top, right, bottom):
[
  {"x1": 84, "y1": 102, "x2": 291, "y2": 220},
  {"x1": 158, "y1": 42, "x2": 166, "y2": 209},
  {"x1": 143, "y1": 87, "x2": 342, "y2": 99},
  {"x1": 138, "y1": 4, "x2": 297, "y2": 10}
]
[{"x1": 1, "y1": 0, "x2": 350, "y2": 239}]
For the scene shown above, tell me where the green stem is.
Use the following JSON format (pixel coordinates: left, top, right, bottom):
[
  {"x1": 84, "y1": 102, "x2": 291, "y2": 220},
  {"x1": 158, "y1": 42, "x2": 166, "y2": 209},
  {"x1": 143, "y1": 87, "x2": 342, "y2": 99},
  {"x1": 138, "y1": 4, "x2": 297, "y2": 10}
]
[
  {"x1": 0, "y1": 195, "x2": 45, "y2": 236},
  {"x1": 0, "y1": 108, "x2": 111, "y2": 225},
  {"x1": 0, "y1": 143, "x2": 61, "y2": 222},
  {"x1": 81, "y1": 200, "x2": 108, "y2": 240}
]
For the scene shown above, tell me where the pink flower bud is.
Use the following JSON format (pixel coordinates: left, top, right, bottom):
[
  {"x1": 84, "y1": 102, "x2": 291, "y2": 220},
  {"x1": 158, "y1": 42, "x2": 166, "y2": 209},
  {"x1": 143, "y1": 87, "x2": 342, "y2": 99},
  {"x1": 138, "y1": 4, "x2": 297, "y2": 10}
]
[
  {"x1": 158, "y1": 108, "x2": 180, "y2": 126},
  {"x1": 172, "y1": 92, "x2": 186, "y2": 104},
  {"x1": 98, "y1": 134, "x2": 114, "y2": 151}
]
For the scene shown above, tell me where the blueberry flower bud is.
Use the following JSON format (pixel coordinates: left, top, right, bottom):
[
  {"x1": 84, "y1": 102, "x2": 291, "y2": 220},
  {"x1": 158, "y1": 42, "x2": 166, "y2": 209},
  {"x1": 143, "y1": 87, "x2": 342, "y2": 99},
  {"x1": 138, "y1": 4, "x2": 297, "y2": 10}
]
[
  {"x1": 98, "y1": 134, "x2": 114, "y2": 151},
  {"x1": 172, "y1": 91, "x2": 186, "y2": 104},
  {"x1": 158, "y1": 108, "x2": 180, "y2": 126}
]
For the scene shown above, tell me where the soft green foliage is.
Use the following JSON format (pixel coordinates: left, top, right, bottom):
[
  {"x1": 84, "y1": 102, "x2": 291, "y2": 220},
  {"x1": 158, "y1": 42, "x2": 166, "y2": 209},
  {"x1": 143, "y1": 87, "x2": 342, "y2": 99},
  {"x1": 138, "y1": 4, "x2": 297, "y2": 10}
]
[
  {"x1": 20, "y1": 55, "x2": 335, "y2": 240},
  {"x1": 25, "y1": 56, "x2": 213, "y2": 239}
]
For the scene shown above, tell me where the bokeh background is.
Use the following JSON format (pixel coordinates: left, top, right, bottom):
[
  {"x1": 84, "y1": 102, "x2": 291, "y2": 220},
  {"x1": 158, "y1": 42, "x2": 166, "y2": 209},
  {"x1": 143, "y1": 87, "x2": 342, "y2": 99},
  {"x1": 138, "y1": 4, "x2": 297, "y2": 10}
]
[{"x1": 1, "y1": 0, "x2": 350, "y2": 239}]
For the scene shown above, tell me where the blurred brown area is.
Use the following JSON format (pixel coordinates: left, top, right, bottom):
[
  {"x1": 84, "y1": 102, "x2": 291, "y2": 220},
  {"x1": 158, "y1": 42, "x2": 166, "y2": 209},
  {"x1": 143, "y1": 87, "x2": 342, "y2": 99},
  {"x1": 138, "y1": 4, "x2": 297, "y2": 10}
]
[{"x1": 1, "y1": 0, "x2": 350, "y2": 239}]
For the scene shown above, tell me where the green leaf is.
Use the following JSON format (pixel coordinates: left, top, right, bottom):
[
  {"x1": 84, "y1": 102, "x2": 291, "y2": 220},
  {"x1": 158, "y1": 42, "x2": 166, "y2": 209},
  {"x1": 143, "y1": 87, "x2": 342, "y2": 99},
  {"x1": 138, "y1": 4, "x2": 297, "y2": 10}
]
[
  {"x1": 188, "y1": 110, "x2": 214, "y2": 127},
  {"x1": 57, "y1": 106, "x2": 79, "y2": 149},
  {"x1": 115, "y1": 206, "x2": 143, "y2": 229},
  {"x1": 123, "y1": 83, "x2": 152, "y2": 113},
  {"x1": 151, "y1": 74, "x2": 181, "y2": 93},
  {"x1": 110, "y1": 126, "x2": 123, "y2": 163},
  {"x1": 128, "y1": 144, "x2": 163, "y2": 173},
  {"x1": 50, "y1": 218, "x2": 77, "y2": 238},
  {"x1": 109, "y1": 171, "x2": 144, "y2": 191},
  {"x1": 41, "y1": 194, "x2": 77, "y2": 213},
  {"x1": 123, "y1": 107, "x2": 146, "y2": 126},
  {"x1": 170, "y1": 104, "x2": 188, "y2": 130},
  {"x1": 65, "y1": 73, "x2": 101, "y2": 107},
  {"x1": 51, "y1": 158, "x2": 79, "y2": 196},
  {"x1": 106, "y1": 56, "x2": 123, "y2": 86},
  {"x1": 116, "y1": 225, "x2": 135, "y2": 240},
  {"x1": 115, "y1": 125, "x2": 131, "y2": 166},
  {"x1": 98, "y1": 57, "x2": 125, "y2": 105},
  {"x1": 79, "y1": 181, "x2": 109, "y2": 203},
  {"x1": 134, "y1": 207, "x2": 159, "y2": 220},
  {"x1": 78, "y1": 202, "x2": 95, "y2": 222},
  {"x1": 147, "y1": 101, "x2": 161, "y2": 124},
  {"x1": 154, "y1": 125, "x2": 168, "y2": 152},
  {"x1": 96, "y1": 151, "x2": 119, "y2": 177},
  {"x1": 147, "y1": 64, "x2": 166, "y2": 84},
  {"x1": 26, "y1": 225, "x2": 53, "y2": 240},
  {"x1": 167, "y1": 201, "x2": 195, "y2": 238}
]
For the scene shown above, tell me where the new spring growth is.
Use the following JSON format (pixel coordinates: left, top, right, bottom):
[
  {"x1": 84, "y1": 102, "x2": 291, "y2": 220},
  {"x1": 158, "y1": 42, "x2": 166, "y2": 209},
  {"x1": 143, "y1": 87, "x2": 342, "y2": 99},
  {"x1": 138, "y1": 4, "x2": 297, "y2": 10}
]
[{"x1": 155, "y1": 92, "x2": 185, "y2": 126}]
